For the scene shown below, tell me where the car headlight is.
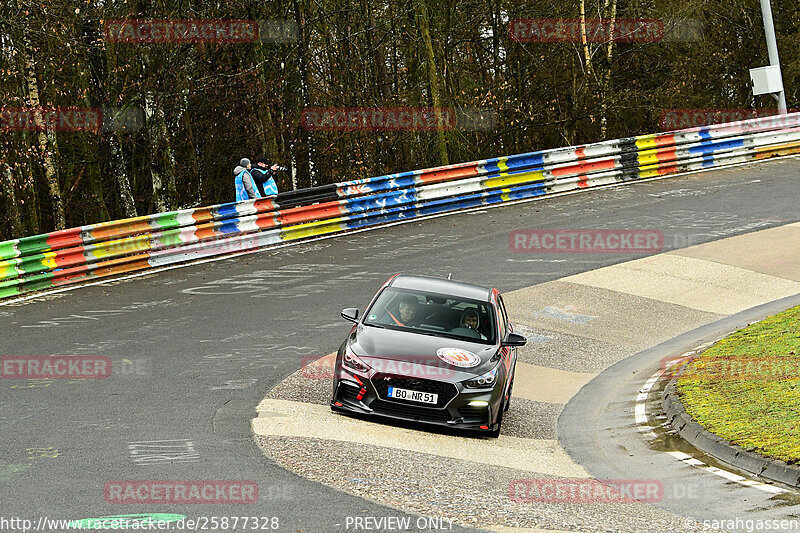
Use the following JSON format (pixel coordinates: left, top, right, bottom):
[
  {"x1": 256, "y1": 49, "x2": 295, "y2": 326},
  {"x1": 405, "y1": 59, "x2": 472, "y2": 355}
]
[
  {"x1": 464, "y1": 366, "x2": 499, "y2": 389},
  {"x1": 342, "y1": 348, "x2": 371, "y2": 374}
]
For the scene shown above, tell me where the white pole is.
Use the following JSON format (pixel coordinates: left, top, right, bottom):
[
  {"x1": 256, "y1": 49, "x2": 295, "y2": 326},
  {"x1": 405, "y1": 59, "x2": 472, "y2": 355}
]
[{"x1": 759, "y1": 0, "x2": 788, "y2": 114}]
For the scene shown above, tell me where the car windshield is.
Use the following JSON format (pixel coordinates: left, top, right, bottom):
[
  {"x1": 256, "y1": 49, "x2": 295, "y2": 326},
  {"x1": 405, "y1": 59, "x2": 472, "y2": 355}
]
[{"x1": 363, "y1": 287, "x2": 496, "y2": 344}]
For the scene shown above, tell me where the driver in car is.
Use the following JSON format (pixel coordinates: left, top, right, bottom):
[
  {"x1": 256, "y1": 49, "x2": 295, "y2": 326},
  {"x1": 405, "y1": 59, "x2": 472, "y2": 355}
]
[
  {"x1": 460, "y1": 308, "x2": 487, "y2": 340},
  {"x1": 387, "y1": 295, "x2": 421, "y2": 328}
]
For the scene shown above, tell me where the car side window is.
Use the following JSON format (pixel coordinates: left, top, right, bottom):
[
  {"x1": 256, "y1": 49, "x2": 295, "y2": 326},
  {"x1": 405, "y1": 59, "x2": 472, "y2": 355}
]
[{"x1": 497, "y1": 294, "x2": 509, "y2": 340}]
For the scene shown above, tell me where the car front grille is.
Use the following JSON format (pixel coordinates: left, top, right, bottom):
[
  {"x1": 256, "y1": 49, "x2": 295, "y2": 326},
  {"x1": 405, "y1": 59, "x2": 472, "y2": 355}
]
[
  {"x1": 337, "y1": 383, "x2": 361, "y2": 403},
  {"x1": 371, "y1": 374, "x2": 458, "y2": 408},
  {"x1": 369, "y1": 399, "x2": 452, "y2": 423}
]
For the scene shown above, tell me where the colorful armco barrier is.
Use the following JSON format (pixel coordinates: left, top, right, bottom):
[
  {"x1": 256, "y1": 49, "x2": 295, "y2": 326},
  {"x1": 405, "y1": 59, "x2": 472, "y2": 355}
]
[{"x1": 2, "y1": 113, "x2": 800, "y2": 299}]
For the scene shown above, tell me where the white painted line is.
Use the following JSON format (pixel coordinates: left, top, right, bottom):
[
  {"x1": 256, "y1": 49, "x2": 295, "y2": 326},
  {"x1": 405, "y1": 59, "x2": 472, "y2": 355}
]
[
  {"x1": 667, "y1": 451, "x2": 693, "y2": 461},
  {"x1": 3, "y1": 153, "x2": 799, "y2": 307},
  {"x1": 684, "y1": 458, "x2": 706, "y2": 467},
  {"x1": 706, "y1": 467, "x2": 746, "y2": 483},
  {"x1": 732, "y1": 477, "x2": 765, "y2": 487},
  {"x1": 635, "y1": 374, "x2": 662, "y2": 432},
  {"x1": 757, "y1": 484, "x2": 787, "y2": 495},
  {"x1": 671, "y1": 451, "x2": 787, "y2": 495},
  {"x1": 636, "y1": 350, "x2": 790, "y2": 495},
  {"x1": 634, "y1": 403, "x2": 647, "y2": 425}
]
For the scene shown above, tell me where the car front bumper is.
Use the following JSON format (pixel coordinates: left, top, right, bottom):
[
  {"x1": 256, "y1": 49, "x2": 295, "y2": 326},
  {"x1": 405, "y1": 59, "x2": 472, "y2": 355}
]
[{"x1": 331, "y1": 368, "x2": 502, "y2": 433}]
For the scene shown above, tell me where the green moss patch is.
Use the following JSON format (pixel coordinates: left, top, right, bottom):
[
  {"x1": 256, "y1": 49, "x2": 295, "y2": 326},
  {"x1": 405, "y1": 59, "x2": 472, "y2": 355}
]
[{"x1": 676, "y1": 305, "x2": 800, "y2": 463}]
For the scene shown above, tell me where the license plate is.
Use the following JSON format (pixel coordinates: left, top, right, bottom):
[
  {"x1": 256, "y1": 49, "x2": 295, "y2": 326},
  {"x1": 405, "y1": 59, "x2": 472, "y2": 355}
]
[{"x1": 387, "y1": 386, "x2": 438, "y2": 405}]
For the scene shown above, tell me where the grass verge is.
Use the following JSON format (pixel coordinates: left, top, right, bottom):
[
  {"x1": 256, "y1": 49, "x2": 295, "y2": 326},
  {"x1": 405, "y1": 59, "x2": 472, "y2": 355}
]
[{"x1": 676, "y1": 304, "x2": 800, "y2": 464}]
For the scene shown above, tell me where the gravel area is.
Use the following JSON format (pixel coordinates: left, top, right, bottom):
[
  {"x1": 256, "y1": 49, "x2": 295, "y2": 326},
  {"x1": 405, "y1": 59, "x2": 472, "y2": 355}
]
[
  {"x1": 256, "y1": 436, "x2": 716, "y2": 532},
  {"x1": 500, "y1": 398, "x2": 562, "y2": 440},
  {"x1": 267, "y1": 357, "x2": 332, "y2": 405},
  {"x1": 513, "y1": 324, "x2": 632, "y2": 374},
  {"x1": 504, "y1": 280, "x2": 723, "y2": 354}
]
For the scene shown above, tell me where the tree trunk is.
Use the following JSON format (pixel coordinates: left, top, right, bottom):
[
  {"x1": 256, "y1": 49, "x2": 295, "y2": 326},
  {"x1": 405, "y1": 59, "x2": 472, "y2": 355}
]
[
  {"x1": 414, "y1": 0, "x2": 449, "y2": 166},
  {"x1": 255, "y1": 42, "x2": 280, "y2": 159},
  {"x1": 81, "y1": 7, "x2": 137, "y2": 218},
  {"x1": 144, "y1": 91, "x2": 167, "y2": 213},
  {"x1": 141, "y1": 34, "x2": 169, "y2": 215},
  {"x1": 108, "y1": 133, "x2": 137, "y2": 218},
  {"x1": 579, "y1": 0, "x2": 598, "y2": 132},
  {"x1": 157, "y1": 105, "x2": 177, "y2": 207},
  {"x1": 21, "y1": 44, "x2": 65, "y2": 230},
  {"x1": 1, "y1": 163, "x2": 23, "y2": 238},
  {"x1": 293, "y1": 0, "x2": 316, "y2": 187},
  {"x1": 18, "y1": 131, "x2": 40, "y2": 235},
  {"x1": 289, "y1": 140, "x2": 299, "y2": 191},
  {"x1": 579, "y1": 0, "x2": 594, "y2": 77},
  {"x1": 367, "y1": 2, "x2": 389, "y2": 98},
  {"x1": 180, "y1": 91, "x2": 203, "y2": 205},
  {"x1": 86, "y1": 159, "x2": 110, "y2": 221},
  {"x1": 600, "y1": 0, "x2": 618, "y2": 138},
  {"x1": 489, "y1": 0, "x2": 501, "y2": 80}
]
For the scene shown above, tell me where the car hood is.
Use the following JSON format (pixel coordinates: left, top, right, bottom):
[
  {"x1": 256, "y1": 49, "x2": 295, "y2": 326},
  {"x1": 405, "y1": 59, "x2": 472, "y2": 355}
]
[{"x1": 349, "y1": 324, "x2": 500, "y2": 380}]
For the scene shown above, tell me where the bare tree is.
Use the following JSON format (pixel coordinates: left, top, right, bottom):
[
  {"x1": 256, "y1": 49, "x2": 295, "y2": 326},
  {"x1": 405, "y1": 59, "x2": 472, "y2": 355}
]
[
  {"x1": 19, "y1": 34, "x2": 66, "y2": 229},
  {"x1": 414, "y1": 0, "x2": 449, "y2": 166}
]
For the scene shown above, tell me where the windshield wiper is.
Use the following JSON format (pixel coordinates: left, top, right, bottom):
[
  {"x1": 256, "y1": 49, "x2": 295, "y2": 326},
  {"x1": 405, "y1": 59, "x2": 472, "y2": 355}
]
[
  {"x1": 408, "y1": 329, "x2": 441, "y2": 338},
  {"x1": 436, "y1": 332, "x2": 491, "y2": 344}
]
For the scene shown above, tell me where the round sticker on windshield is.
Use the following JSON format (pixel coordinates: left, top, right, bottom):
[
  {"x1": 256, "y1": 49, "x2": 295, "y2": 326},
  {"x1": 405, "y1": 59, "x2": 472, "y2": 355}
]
[{"x1": 436, "y1": 348, "x2": 480, "y2": 368}]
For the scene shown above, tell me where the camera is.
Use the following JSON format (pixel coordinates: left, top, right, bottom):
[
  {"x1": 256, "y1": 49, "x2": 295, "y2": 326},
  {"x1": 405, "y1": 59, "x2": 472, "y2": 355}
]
[{"x1": 274, "y1": 165, "x2": 288, "y2": 172}]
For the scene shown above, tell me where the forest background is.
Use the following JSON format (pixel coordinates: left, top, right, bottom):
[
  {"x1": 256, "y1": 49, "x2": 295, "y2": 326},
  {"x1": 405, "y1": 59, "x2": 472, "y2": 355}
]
[{"x1": 0, "y1": 0, "x2": 797, "y2": 240}]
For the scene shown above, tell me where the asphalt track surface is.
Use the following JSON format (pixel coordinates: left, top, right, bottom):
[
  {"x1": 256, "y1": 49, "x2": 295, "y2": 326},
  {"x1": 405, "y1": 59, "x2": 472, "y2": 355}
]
[
  {"x1": 1, "y1": 157, "x2": 800, "y2": 532},
  {"x1": 560, "y1": 290, "x2": 800, "y2": 526}
]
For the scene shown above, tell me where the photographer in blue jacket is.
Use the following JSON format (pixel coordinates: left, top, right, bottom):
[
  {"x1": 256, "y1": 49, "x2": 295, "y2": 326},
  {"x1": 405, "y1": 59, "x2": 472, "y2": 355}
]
[{"x1": 251, "y1": 157, "x2": 285, "y2": 197}]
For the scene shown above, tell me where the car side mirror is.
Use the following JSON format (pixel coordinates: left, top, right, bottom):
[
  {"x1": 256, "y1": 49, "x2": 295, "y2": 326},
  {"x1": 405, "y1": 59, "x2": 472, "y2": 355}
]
[
  {"x1": 501, "y1": 332, "x2": 527, "y2": 347},
  {"x1": 341, "y1": 308, "x2": 360, "y2": 323}
]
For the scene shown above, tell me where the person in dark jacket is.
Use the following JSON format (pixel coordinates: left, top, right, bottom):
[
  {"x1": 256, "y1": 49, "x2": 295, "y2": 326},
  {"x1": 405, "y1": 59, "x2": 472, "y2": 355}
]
[{"x1": 250, "y1": 157, "x2": 280, "y2": 197}]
